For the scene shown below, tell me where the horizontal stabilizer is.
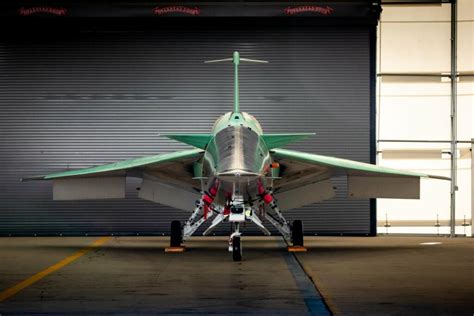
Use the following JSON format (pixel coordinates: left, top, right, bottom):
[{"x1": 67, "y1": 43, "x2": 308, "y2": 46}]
[
  {"x1": 263, "y1": 133, "x2": 315, "y2": 149},
  {"x1": 161, "y1": 134, "x2": 212, "y2": 149}
]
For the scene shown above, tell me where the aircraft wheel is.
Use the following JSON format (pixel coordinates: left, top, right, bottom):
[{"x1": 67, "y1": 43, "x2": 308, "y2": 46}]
[
  {"x1": 170, "y1": 220, "x2": 182, "y2": 247},
  {"x1": 292, "y1": 220, "x2": 304, "y2": 247},
  {"x1": 232, "y1": 236, "x2": 242, "y2": 261}
]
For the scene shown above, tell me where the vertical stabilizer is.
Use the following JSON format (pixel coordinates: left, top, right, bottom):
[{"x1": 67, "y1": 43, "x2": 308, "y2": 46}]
[
  {"x1": 205, "y1": 52, "x2": 268, "y2": 114},
  {"x1": 233, "y1": 51, "x2": 240, "y2": 114}
]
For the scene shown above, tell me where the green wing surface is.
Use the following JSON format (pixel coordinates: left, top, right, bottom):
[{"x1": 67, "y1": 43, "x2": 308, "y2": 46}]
[
  {"x1": 262, "y1": 133, "x2": 315, "y2": 149},
  {"x1": 270, "y1": 148, "x2": 449, "y2": 209},
  {"x1": 22, "y1": 148, "x2": 204, "y2": 206},
  {"x1": 271, "y1": 148, "x2": 448, "y2": 180},
  {"x1": 161, "y1": 134, "x2": 213, "y2": 150},
  {"x1": 24, "y1": 148, "x2": 203, "y2": 180}
]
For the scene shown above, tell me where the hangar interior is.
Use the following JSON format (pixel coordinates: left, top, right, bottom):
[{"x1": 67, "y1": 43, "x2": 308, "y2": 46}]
[
  {"x1": 1, "y1": 3, "x2": 379, "y2": 236},
  {"x1": 0, "y1": 1, "x2": 473, "y2": 316},
  {"x1": 1, "y1": 1, "x2": 471, "y2": 237}
]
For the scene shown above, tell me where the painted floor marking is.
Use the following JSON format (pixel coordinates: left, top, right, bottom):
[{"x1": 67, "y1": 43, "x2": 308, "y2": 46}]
[
  {"x1": 280, "y1": 240, "x2": 332, "y2": 316},
  {"x1": 0, "y1": 236, "x2": 111, "y2": 302}
]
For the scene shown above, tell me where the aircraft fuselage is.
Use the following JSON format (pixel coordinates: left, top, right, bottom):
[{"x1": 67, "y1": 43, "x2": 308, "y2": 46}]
[{"x1": 202, "y1": 111, "x2": 272, "y2": 206}]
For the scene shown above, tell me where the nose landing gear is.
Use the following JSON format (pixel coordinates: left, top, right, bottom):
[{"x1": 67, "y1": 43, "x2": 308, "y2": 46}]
[
  {"x1": 230, "y1": 233, "x2": 242, "y2": 261},
  {"x1": 229, "y1": 223, "x2": 243, "y2": 261},
  {"x1": 227, "y1": 195, "x2": 246, "y2": 261}
]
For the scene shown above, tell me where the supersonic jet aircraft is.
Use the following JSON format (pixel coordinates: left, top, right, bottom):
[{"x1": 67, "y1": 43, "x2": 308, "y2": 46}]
[{"x1": 23, "y1": 52, "x2": 448, "y2": 261}]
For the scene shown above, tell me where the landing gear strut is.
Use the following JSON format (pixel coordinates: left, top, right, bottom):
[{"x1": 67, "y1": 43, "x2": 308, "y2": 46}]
[
  {"x1": 261, "y1": 193, "x2": 304, "y2": 247},
  {"x1": 264, "y1": 200, "x2": 292, "y2": 242},
  {"x1": 177, "y1": 181, "x2": 221, "y2": 247},
  {"x1": 229, "y1": 222, "x2": 242, "y2": 261}
]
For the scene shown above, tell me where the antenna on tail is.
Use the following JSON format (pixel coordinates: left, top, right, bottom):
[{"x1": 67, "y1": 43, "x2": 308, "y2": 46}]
[{"x1": 205, "y1": 51, "x2": 268, "y2": 114}]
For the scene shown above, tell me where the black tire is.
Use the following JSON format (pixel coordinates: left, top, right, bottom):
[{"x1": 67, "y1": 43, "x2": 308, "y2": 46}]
[
  {"x1": 292, "y1": 220, "x2": 304, "y2": 247},
  {"x1": 170, "y1": 220, "x2": 182, "y2": 247},
  {"x1": 232, "y1": 236, "x2": 242, "y2": 261}
]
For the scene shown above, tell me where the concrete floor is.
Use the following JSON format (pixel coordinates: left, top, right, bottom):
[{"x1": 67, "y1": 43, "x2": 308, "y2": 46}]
[
  {"x1": 297, "y1": 236, "x2": 474, "y2": 316},
  {"x1": 0, "y1": 236, "x2": 472, "y2": 315}
]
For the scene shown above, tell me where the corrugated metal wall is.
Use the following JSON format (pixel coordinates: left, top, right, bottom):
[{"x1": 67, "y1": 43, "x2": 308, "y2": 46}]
[{"x1": 0, "y1": 23, "x2": 372, "y2": 236}]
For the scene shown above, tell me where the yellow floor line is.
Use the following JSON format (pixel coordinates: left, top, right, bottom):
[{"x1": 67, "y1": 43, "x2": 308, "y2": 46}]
[{"x1": 0, "y1": 236, "x2": 111, "y2": 302}]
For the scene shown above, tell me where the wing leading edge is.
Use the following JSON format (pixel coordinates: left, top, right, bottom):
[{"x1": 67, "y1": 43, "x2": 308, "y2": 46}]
[
  {"x1": 22, "y1": 148, "x2": 203, "y2": 180},
  {"x1": 272, "y1": 148, "x2": 449, "y2": 180}
]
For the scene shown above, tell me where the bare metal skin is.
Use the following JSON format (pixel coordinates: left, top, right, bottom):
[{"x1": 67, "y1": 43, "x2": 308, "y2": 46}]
[{"x1": 203, "y1": 113, "x2": 272, "y2": 206}]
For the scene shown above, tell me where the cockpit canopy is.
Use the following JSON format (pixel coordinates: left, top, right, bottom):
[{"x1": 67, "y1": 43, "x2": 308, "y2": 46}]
[{"x1": 212, "y1": 111, "x2": 263, "y2": 135}]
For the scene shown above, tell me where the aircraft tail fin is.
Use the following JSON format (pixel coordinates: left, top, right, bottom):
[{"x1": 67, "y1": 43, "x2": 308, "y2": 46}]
[
  {"x1": 263, "y1": 133, "x2": 315, "y2": 149},
  {"x1": 161, "y1": 133, "x2": 212, "y2": 149},
  {"x1": 205, "y1": 51, "x2": 268, "y2": 114}
]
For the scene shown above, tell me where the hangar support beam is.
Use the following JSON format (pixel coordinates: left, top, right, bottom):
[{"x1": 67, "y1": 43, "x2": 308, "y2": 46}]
[{"x1": 449, "y1": 0, "x2": 457, "y2": 238}]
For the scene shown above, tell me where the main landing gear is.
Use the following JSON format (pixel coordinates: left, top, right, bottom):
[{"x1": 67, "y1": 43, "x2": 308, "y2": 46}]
[{"x1": 167, "y1": 191, "x2": 305, "y2": 259}]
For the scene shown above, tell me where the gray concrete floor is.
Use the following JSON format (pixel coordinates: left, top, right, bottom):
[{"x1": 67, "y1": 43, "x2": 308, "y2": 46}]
[
  {"x1": 0, "y1": 236, "x2": 310, "y2": 315},
  {"x1": 297, "y1": 236, "x2": 474, "y2": 316},
  {"x1": 0, "y1": 236, "x2": 472, "y2": 315}
]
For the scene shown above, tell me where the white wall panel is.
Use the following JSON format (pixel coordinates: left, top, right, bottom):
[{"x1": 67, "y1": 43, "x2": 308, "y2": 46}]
[
  {"x1": 380, "y1": 22, "x2": 450, "y2": 73},
  {"x1": 379, "y1": 95, "x2": 450, "y2": 140},
  {"x1": 379, "y1": 94, "x2": 471, "y2": 141},
  {"x1": 458, "y1": 0, "x2": 474, "y2": 21},
  {"x1": 378, "y1": 2, "x2": 473, "y2": 234},
  {"x1": 379, "y1": 80, "x2": 451, "y2": 96},
  {"x1": 458, "y1": 95, "x2": 473, "y2": 141},
  {"x1": 381, "y1": 4, "x2": 449, "y2": 22},
  {"x1": 458, "y1": 21, "x2": 473, "y2": 71}
]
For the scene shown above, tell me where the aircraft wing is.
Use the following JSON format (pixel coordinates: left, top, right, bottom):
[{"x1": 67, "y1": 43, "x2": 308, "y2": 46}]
[
  {"x1": 270, "y1": 148, "x2": 449, "y2": 211},
  {"x1": 22, "y1": 149, "x2": 204, "y2": 211}
]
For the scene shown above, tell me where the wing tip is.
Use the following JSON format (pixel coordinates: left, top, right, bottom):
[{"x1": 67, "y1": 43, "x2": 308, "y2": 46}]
[{"x1": 426, "y1": 175, "x2": 451, "y2": 181}]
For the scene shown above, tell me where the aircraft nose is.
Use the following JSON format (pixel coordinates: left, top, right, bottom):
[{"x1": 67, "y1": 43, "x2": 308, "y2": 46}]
[{"x1": 215, "y1": 125, "x2": 261, "y2": 175}]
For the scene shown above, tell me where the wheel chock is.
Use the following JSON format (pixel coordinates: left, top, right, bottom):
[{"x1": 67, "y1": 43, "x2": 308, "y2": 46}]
[
  {"x1": 287, "y1": 246, "x2": 307, "y2": 252},
  {"x1": 165, "y1": 246, "x2": 186, "y2": 253}
]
